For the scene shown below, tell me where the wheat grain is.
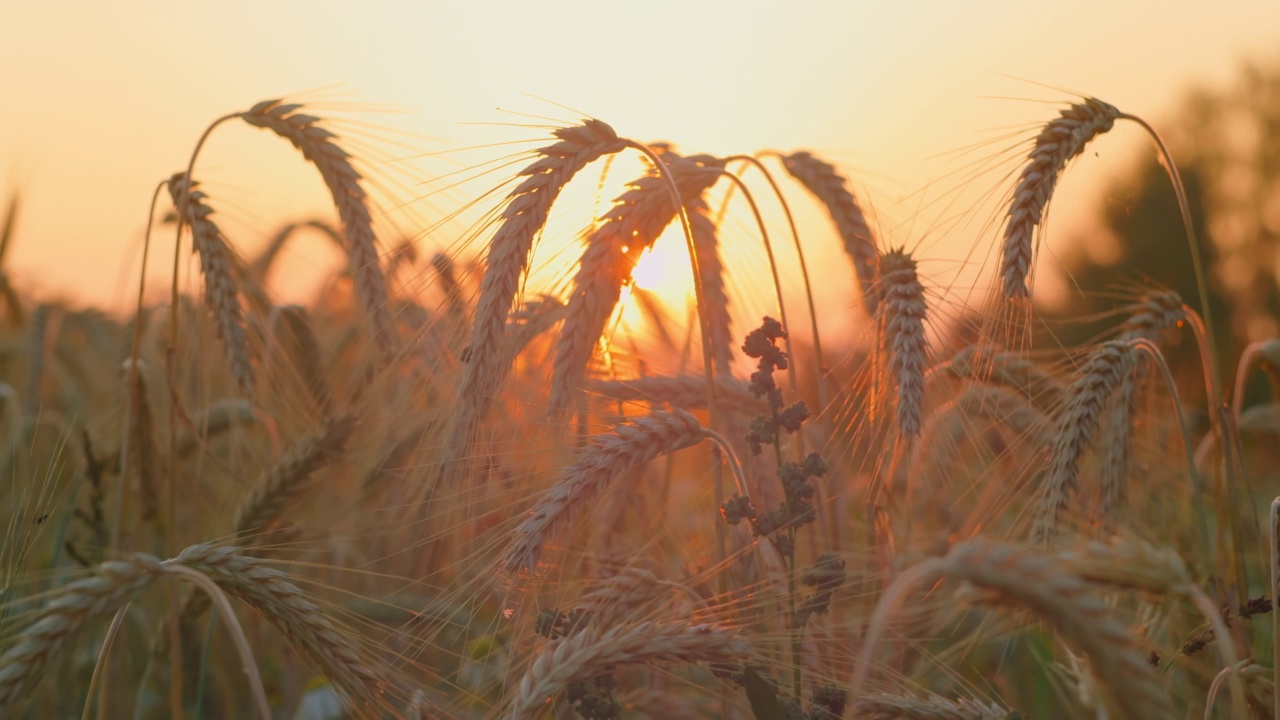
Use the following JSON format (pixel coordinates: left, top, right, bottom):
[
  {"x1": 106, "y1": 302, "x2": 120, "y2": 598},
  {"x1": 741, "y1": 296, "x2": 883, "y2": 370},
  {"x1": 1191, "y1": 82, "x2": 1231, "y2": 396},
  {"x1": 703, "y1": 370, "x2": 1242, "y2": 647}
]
[
  {"x1": 549, "y1": 151, "x2": 724, "y2": 415},
  {"x1": 1001, "y1": 98, "x2": 1122, "y2": 299},
  {"x1": 781, "y1": 151, "x2": 879, "y2": 314},
  {"x1": 167, "y1": 174, "x2": 253, "y2": 391},
  {"x1": 880, "y1": 248, "x2": 928, "y2": 437},
  {"x1": 239, "y1": 100, "x2": 393, "y2": 355},
  {"x1": 1034, "y1": 340, "x2": 1135, "y2": 542},
  {"x1": 502, "y1": 409, "x2": 707, "y2": 576},
  {"x1": 507, "y1": 620, "x2": 748, "y2": 719}
]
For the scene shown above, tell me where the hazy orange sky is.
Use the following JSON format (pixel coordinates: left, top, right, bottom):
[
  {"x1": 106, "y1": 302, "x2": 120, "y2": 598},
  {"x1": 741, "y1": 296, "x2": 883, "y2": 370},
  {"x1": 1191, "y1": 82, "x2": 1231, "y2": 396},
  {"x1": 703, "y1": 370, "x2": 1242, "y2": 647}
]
[{"x1": 3, "y1": 2, "x2": 1279, "y2": 325}]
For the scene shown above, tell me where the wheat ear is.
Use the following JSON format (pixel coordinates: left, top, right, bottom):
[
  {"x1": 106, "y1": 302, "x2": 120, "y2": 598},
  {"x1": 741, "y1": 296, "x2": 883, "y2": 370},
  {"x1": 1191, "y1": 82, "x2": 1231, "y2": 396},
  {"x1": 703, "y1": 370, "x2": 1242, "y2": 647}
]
[
  {"x1": 232, "y1": 415, "x2": 356, "y2": 539},
  {"x1": 549, "y1": 151, "x2": 724, "y2": 415},
  {"x1": 167, "y1": 174, "x2": 253, "y2": 391},
  {"x1": 502, "y1": 409, "x2": 708, "y2": 576},
  {"x1": 173, "y1": 543, "x2": 383, "y2": 710},
  {"x1": 268, "y1": 304, "x2": 332, "y2": 413},
  {"x1": 589, "y1": 374, "x2": 764, "y2": 414},
  {"x1": 1034, "y1": 340, "x2": 1135, "y2": 542},
  {"x1": 879, "y1": 248, "x2": 928, "y2": 437},
  {"x1": 248, "y1": 219, "x2": 343, "y2": 282},
  {"x1": 459, "y1": 120, "x2": 627, "y2": 420},
  {"x1": 1002, "y1": 98, "x2": 1122, "y2": 298},
  {"x1": 944, "y1": 344, "x2": 1064, "y2": 411},
  {"x1": 855, "y1": 539, "x2": 1174, "y2": 720},
  {"x1": 1, "y1": 544, "x2": 380, "y2": 714},
  {"x1": 852, "y1": 692, "x2": 1010, "y2": 720},
  {"x1": 238, "y1": 100, "x2": 392, "y2": 355},
  {"x1": 0, "y1": 556, "x2": 162, "y2": 714},
  {"x1": 120, "y1": 359, "x2": 160, "y2": 523},
  {"x1": 507, "y1": 620, "x2": 748, "y2": 719},
  {"x1": 687, "y1": 195, "x2": 734, "y2": 374},
  {"x1": 781, "y1": 151, "x2": 879, "y2": 314},
  {"x1": 1096, "y1": 291, "x2": 1187, "y2": 524}
]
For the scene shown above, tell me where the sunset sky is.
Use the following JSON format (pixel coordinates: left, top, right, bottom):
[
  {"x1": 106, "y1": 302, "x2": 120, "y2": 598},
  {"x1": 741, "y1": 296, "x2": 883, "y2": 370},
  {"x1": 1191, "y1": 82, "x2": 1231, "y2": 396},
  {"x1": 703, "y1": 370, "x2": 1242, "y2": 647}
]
[{"x1": 2, "y1": 2, "x2": 1279, "y2": 324}]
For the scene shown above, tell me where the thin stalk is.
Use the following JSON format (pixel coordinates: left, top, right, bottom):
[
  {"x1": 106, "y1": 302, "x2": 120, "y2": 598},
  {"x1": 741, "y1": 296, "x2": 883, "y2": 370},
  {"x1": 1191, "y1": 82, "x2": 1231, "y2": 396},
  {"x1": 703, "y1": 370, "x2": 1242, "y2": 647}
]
[
  {"x1": 1119, "y1": 115, "x2": 1220, "y2": 396},
  {"x1": 729, "y1": 155, "x2": 828, "y2": 411},
  {"x1": 161, "y1": 564, "x2": 272, "y2": 720},
  {"x1": 1128, "y1": 338, "x2": 1213, "y2": 555},
  {"x1": 1185, "y1": 583, "x2": 1247, "y2": 719},
  {"x1": 164, "y1": 111, "x2": 238, "y2": 720},
  {"x1": 619, "y1": 140, "x2": 725, "y2": 586},
  {"x1": 83, "y1": 603, "x2": 131, "y2": 720},
  {"x1": 718, "y1": 171, "x2": 801, "y2": 440},
  {"x1": 1233, "y1": 340, "x2": 1280, "y2": 418},
  {"x1": 1271, "y1": 497, "x2": 1280, "y2": 720}
]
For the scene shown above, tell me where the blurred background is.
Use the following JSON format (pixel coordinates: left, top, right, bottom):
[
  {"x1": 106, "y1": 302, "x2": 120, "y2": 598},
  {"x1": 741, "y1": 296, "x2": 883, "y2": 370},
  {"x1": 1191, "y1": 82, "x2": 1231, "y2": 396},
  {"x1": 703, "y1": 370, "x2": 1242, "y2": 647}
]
[{"x1": 2, "y1": 0, "x2": 1279, "y2": 368}]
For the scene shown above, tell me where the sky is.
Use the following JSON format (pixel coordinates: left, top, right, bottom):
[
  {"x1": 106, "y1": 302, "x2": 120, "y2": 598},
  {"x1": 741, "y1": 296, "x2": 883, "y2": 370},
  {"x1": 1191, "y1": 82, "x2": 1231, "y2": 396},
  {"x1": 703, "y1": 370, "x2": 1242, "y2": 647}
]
[{"x1": 2, "y1": 1, "x2": 1279, "y2": 323}]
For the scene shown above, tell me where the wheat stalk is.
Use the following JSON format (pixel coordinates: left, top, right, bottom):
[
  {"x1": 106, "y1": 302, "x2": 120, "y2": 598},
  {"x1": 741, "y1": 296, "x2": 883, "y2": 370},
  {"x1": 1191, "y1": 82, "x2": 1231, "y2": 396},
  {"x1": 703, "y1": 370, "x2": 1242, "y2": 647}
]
[
  {"x1": 267, "y1": 304, "x2": 331, "y2": 413},
  {"x1": 0, "y1": 555, "x2": 162, "y2": 714},
  {"x1": 944, "y1": 344, "x2": 1064, "y2": 411},
  {"x1": 950, "y1": 541, "x2": 1175, "y2": 719},
  {"x1": 248, "y1": 219, "x2": 343, "y2": 282},
  {"x1": 1001, "y1": 98, "x2": 1122, "y2": 298},
  {"x1": 852, "y1": 692, "x2": 1010, "y2": 720},
  {"x1": 687, "y1": 195, "x2": 734, "y2": 374},
  {"x1": 507, "y1": 620, "x2": 748, "y2": 719},
  {"x1": 1034, "y1": 340, "x2": 1135, "y2": 542},
  {"x1": 120, "y1": 359, "x2": 160, "y2": 523},
  {"x1": 589, "y1": 374, "x2": 763, "y2": 413},
  {"x1": 238, "y1": 100, "x2": 392, "y2": 355},
  {"x1": 502, "y1": 409, "x2": 708, "y2": 576},
  {"x1": 459, "y1": 120, "x2": 627, "y2": 421},
  {"x1": 781, "y1": 151, "x2": 879, "y2": 314},
  {"x1": 232, "y1": 415, "x2": 356, "y2": 540},
  {"x1": 1119, "y1": 290, "x2": 1186, "y2": 342},
  {"x1": 167, "y1": 174, "x2": 253, "y2": 391},
  {"x1": 172, "y1": 543, "x2": 383, "y2": 710},
  {"x1": 1, "y1": 543, "x2": 381, "y2": 714},
  {"x1": 880, "y1": 248, "x2": 928, "y2": 437},
  {"x1": 549, "y1": 151, "x2": 724, "y2": 415}
]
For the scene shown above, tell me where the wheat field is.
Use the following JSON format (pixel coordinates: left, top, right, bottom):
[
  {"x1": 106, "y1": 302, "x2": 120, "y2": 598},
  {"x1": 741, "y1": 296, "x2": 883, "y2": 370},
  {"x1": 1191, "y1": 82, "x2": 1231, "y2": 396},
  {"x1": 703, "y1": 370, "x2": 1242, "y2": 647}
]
[{"x1": 0, "y1": 94, "x2": 1277, "y2": 720}]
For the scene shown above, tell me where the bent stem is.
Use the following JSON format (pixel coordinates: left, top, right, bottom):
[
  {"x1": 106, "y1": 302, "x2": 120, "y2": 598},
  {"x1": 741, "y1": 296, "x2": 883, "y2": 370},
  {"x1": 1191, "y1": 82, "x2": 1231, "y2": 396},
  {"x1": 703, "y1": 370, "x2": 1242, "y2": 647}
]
[
  {"x1": 717, "y1": 171, "x2": 802, "y2": 447},
  {"x1": 1127, "y1": 339, "x2": 1212, "y2": 554},
  {"x1": 1272, "y1": 497, "x2": 1280, "y2": 720},
  {"x1": 730, "y1": 155, "x2": 828, "y2": 412},
  {"x1": 1233, "y1": 340, "x2": 1280, "y2": 418},
  {"x1": 1120, "y1": 113, "x2": 1220, "y2": 394},
  {"x1": 1184, "y1": 583, "x2": 1247, "y2": 719},
  {"x1": 164, "y1": 111, "x2": 238, "y2": 720},
  {"x1": 619, "y1": 140, "x2": 726, "y2": 583},
  {"x1": 162, "y1": 564, "x2": 273, "y2": 720}
]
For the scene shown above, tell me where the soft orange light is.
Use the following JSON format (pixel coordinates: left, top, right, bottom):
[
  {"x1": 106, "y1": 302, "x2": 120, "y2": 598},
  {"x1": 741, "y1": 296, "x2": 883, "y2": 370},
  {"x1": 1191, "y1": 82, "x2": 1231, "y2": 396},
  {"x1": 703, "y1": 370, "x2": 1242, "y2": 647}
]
[{"x1": 628, "y1": 224, "x2": 694, "y2": 302}]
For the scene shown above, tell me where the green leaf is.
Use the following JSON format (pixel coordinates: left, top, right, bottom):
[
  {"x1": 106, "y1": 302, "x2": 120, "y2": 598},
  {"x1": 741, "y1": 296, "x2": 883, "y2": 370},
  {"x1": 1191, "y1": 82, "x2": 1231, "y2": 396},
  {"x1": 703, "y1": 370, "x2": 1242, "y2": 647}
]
[{"x1": 743, "y1": 665, "x2": 785, "y2": 720}]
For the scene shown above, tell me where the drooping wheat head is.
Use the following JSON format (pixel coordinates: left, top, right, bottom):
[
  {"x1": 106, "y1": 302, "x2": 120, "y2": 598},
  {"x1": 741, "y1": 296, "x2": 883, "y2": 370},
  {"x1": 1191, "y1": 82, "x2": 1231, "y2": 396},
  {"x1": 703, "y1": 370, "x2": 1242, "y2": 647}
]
[
  {"x1": 167, "y1": 173, "x2": 254, "y2": 391},
  {"x1": 781, "y1": 151, "x2": 880, "y2": 314},
  {"x1": 1001, "y1": 98, "x2": 1122, "y2": 299},
  {"x1": 239, "y1": 100, "x2": 393, "y2": 356}
]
